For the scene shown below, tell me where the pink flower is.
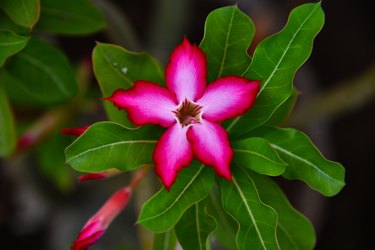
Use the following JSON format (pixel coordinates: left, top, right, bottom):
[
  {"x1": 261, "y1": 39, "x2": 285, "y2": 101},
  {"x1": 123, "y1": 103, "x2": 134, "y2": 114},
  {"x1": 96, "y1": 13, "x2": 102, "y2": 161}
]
[
  {"x1": 105, "y1": 38, "x2": 260, "y2": 189},
  {"x1": 71, "y1": 187, "x2": 132, "y2": 250}
]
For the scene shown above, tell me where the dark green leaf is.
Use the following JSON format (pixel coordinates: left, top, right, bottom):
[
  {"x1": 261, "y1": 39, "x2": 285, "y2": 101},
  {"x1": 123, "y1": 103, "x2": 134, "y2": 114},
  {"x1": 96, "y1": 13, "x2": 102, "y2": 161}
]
[
  {"x1": 220, "y1": 166, "x2": 279, "y2": 250},
  {"x1": 92, "y1": 43, "x2": 164, "y2": 126},
  {"x1": 206, "y1": 190, "x2": 237, "y2": 250},
  {"x1": 0, "y1": 84, "x2": 15, "y2": 156},
  {"x1": 65, "y1": 121, "x2": 161, "y2": 173},
  {"x1": 138, "y1": 163, "x2": 214, "y2": 233},
  {"x1": 3, "y1": 38, "x2": 78, "y2": 106},
  {"x1": 226, "y1": 3, "x2": 324, "y2": 136},
  {"x1": 0, "y1": 12, "x2": 29, "y2": 34},
  {"x1": 153, "y1": 230, "x2": 177, "y2": 250},
  {"x1": 175, "y1": 199, "x2": 216, "y2": 250},
  {"x1": 37, "y1": 132, "x2": 73, "y2": 192},
  {"x1": 37, "y1": 0, "x2": 105, "y2": 35},
  {"x1": 0, "y1": 30, "x2": 30, "y2": 67},
  {"x1": 200, "y1": 5, "x2": 254, "y2": 82},
  {"x1": 0, "y1": 0, "x2": 40, "y2": 29},
  {"x1": 232, "y1": 137, "x2": 286, "y2": 176},
  {"x1": 248, "y1": 126, "x2": 345, "y2": 196},
  {"x1": 250, "y1": 171, "x2": 316, "y2": 250}
]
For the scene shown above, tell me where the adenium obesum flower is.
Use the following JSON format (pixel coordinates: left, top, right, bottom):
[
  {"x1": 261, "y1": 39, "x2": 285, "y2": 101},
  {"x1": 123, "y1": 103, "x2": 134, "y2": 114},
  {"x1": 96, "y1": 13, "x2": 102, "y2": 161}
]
[
  {"x1": 71, "y1": 187, "x2": 132, "y2": 250},
  {"x1": 105, "y1": 38, "x2": 260, "y2": 189}
]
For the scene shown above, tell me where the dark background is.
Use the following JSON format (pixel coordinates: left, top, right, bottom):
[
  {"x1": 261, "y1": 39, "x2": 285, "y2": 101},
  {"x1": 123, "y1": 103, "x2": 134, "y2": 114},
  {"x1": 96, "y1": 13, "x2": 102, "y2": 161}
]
[{"x1": 1, "y1": 0, "x2": 374, "y2": 249}]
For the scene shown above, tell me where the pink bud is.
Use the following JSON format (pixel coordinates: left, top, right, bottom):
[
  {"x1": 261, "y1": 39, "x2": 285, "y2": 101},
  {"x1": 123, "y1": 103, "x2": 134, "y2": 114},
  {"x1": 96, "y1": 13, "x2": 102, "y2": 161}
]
[
  {"x1": 71, "y1": 187, "x2": 132, "y2": 250},
  {"x1": 61, "y1": 126, "x2": 90, "y2": 137},
  {"x1": 78, "y1": 169, "x2": 121, "y2": 183}
]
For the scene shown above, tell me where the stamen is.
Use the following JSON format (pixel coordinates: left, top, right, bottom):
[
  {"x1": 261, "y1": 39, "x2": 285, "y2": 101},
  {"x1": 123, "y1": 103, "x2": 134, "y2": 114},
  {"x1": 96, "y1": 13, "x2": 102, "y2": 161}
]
[{"x1": 174, "y1": 99, "x2": 202, "y2": 127}]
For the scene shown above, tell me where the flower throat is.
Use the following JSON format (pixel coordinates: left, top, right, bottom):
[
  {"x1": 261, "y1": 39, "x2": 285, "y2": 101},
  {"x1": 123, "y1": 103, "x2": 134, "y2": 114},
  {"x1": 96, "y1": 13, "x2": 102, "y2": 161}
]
[{"x1": 173, "y1": 99, "x2": 202, "y2": 127}]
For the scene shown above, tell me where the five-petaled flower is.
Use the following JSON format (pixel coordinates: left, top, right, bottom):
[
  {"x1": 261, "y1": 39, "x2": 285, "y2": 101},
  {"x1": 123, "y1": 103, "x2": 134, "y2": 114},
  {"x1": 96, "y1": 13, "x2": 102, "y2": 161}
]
[{"x1": 105, "y1": 38, "x2": 260, "y2": 189}]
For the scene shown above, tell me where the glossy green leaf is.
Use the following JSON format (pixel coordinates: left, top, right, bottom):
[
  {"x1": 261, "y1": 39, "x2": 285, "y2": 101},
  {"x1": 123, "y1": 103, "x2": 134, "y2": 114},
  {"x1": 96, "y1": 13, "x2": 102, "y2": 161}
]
[
  {"x1": 250, "y1": 170, "x2": 316, "y2": 250},
  {"x1": 175, "y1": 199, "x2": 216, "y2": 250},
  {"x1": 0, "y1": 12, "x2": 29, "y2": 34},
  {"x1": 153, "y1": 230, "x2": 177, "y2": 250},
  {"x1": 206, "y1": 190, "x2": 237, "y2": 250},
  {"x1": 92, "y1": 43, "x2": 164, "y2": 126},
  {"x1": 3, "y1": 38, "x2": 78, "y2": 106},
  {"x1": 138, "y1": 163, "x2": 215, "y2": 233},
  {"x1": 232, "y1": 137, "x2": 286, "y2": 176},
  {"x1": 0, "y1": 30, "x2": 30, "y2": 67},
  {"x1": 220, "y1": 166, "x2": 279, "y2": 250},
  {"x1": 226, "y1": 3, "x2": 324, "y2": 136},
  {"x1": 37, "y1": 0, "x2": 105, "y2": 35},
  {"x1": 0, "y1": 84, "x2": 15, "y2": 156},
  {"x1": 200, "y1": 5, "x2": 254, "y2": 82},
  {"x1": 0, "y1": 0, "x2": 40, "y2": 29},
  {"x1": 248, "y1": 126, "x2": 345, "y2": 196},
  {"x1": 65, "y1": 121, "x2": 161, "y2": 173},
  {"x1": 37, "y1": 132, "x2": 73, "y2": 192},
  {"x1": 267, "y1": 87, "x2": 299, "y2": 126}
]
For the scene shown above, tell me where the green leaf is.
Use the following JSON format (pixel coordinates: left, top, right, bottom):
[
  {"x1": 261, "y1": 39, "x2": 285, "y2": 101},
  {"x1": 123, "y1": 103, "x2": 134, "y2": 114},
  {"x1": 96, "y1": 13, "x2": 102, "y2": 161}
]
[
  {"x1": 65, "y1": 121, "x2": 161, "y2": 173},
  {"x1": 0, "y1": 12, "x2": 29, "y2": 34},
  {"x1": 226, "y1": 3, "x2": 324, "y2": 136},
  {"x1": 248, "y1": 126, "x2": 345, "y2": 196},
  {"x1": 0, "y1": 84, "x2": 16, "y2": 156},
  {"x1": 175, "y1": 199, "x2": 216, "y2": 250},
  {"x1": 0, "y1": 0, "x2": 40, "y2": 29},
  {"x1": 200, "y1": 5, "x2": 254, "y2": 82},
  {"x1": 138, "y1": 163, "x2": 215, "y2": 233},
  {"x1": 2, "y1": 38, "x2": 78, "y2": 106},
  {"x1": 250, "y1": 171, "x2": 316, "y2": 250},
  {"x1": 153, "y1": 230, "x2": 177, "y2": 250},
  {"x1": 37, "y1": 132, "x2": 73, "y2": 192},
  {"x1": 36, "y1": 0, "x2": 105, "y2": 35},
  {"x1": 0, "y1": 30, "x2": 30, "y2": 67},
  {"x1": 232, "y1": 137, "x2": 286, "y2": 176},
  {"x1": 267, "y1": 87, "x2": 299, "y2": 126},
  {"x1": 220, "y1": 166, "x2": 279, "y2": 250},
  {"x1": 92, "y1": 43, "x2": 164, "y2": 126}
]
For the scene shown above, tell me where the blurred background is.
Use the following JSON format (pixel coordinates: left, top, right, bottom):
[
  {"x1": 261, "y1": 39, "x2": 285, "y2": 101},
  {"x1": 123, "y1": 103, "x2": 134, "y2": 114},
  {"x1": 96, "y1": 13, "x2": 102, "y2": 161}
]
[{"x1": 0, "y1": 0, "x2": 374, "y2": 249}]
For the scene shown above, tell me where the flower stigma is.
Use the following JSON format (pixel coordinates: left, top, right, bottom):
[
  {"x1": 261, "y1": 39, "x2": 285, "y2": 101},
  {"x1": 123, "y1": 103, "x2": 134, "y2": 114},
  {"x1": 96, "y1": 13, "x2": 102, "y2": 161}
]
[{"x1": 173, "y1": 98, "x2": 202, "y2": 127}]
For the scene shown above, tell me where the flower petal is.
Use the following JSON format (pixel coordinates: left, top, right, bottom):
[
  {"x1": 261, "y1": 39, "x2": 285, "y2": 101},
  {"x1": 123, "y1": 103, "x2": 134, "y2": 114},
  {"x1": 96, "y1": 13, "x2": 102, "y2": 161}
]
[
  {"x1": 153, "y1": 123, "x2": 193, "y2": 190},
  {"x1": 187, "y1": 120, "x2": 233, "y2": 181},
  {"x1": 71, "y1": 187, "x2": 132, "y2": 250},
  {"x1": 165, "y1": 38, "x2": 207, "y2": 102},
  {"x1": 197, "y1": 76, "x2": 260, "y2": 122},
  {"x1": 104, "y1": 81, "x2": 178, "y2": 127}
]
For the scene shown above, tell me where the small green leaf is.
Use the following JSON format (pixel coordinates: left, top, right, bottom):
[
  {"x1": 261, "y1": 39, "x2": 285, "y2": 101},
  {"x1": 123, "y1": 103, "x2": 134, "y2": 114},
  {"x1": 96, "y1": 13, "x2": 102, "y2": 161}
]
[
  {"x1": 0, "y1": 0, "x2": 40, "y2": 29},
  {"x1": 65, "y1": 121, "x2": 161, "y2": 173},
  {"x1": 153, "y1": 230, "x2": 177, "y2": 250},
  {"x1": 250, "y1": 171, "x2": 316, "y2": 250},
  {"x1": 36, "y1": 0, "x2": 105, "y2": 35},
  {"x1": 226, "y1": 3, "x2": 324, "y2": 136},
  {"x1": 200, "y1": 5, "x2": 254, "y2": 82},
  {"x1": 0, "y1": 30, "x2": 30, "y2": 67},
  {"x1": 248, "y1": 126, "x2": 345, "y2": 196},
  {"x1": 206, "y1": 190, "x2": 237, "y2": 250},
  {"x1": 138, "y1": 163, "x2": 215, "y2": 233},
  {"x1": 175, "y1": 199, "x2": 216, "y2": 250},
  {"x1": 92, "y1": 43, "x2": 164, "y2": 126},
  {"x1": 37, "y1": 132, "x2": 73, "y2": 192},
  {"x1": 3, "y1": 37, "x2": 78, "y2": 106},
  {"x1": 220, "y1": 166, "x2": 279, "y2": 250},
  {"x1": 0, "y1": 84, "x2": 16, "y2": 156},
  {"x1": 232, "y1": 137, "x2": 286, "y2": 176},
  {"x1": 0, "y1": 12, "x2": 29, "y2": 34}
]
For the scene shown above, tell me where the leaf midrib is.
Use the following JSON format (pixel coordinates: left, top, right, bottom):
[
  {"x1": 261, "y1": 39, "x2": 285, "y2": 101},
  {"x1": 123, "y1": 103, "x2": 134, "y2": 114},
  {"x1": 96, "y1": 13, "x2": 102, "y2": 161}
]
[
  {"x1": 67, "y1": 139, "x2": 157, "y2": 163},
  {"x1": 233, "y1": 148, "x2": 284, "y2": 165}
]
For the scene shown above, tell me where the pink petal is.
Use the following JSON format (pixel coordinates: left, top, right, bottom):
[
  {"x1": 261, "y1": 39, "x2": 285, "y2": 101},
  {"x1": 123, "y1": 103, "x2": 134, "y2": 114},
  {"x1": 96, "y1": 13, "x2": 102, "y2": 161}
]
[
  {"x1": 104, "y1": 81, "x2": 177, "y2": 127},
  {"x1": 187, "y1": 120, "x2": 233, "y2": 181},
  {"x1": 153, "y1": 123, "x2": 193, "y2": 190},
  {"x1": 165, "y1": 38, "x2": 207, "y2": 102},
  {"x1": 197, "y1": 76, "x2": 260, "y2": 122},
  {"x1": 71, "y1": 187, "x2": 132, "y2": 250}
]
